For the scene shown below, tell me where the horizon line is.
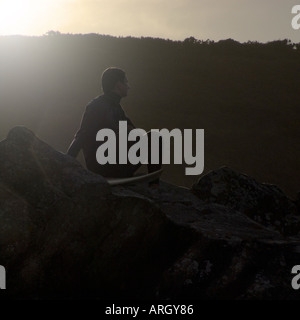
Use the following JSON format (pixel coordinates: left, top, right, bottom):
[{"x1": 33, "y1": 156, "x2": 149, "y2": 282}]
[{"x1": 0, "y1": 31, "x2": 299, "y2": 45}]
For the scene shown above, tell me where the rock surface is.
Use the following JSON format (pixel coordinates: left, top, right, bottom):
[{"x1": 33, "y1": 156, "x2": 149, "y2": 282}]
[{"x1": 0, "y1": 126, "x2": 299, "y2": 299}]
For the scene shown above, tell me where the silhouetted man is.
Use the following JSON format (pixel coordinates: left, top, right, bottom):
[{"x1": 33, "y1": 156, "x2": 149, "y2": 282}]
[{"x1": 67, "y1": 67, "x2": 161, "y2": 186}]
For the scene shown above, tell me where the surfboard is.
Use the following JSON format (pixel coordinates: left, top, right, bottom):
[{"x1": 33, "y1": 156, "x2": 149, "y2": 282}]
[{"x1": 106, "y1": 169, "x2": 163, "y2": 186}]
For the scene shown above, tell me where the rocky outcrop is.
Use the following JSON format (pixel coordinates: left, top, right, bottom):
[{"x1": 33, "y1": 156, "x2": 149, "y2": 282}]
[
  {"x1": 191, "y1": 167, "x2": 300, "y2": 236},
  {"x1": 0, "y1": 126, "x2": 299, "y2": 299}
]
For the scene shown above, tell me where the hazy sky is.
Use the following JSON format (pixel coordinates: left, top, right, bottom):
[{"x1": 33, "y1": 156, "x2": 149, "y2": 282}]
[{"x1": 0, "y1": 0, "x2": 299, "y2": 42}]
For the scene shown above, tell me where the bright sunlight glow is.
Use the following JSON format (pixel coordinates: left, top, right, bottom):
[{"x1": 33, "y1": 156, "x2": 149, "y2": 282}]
[
  {"x1": 0, "y1": 0, "x2": 297, "y2": 42},
  {"x1": 0, "y1": 0, "x2": 59, "y2": 35}
]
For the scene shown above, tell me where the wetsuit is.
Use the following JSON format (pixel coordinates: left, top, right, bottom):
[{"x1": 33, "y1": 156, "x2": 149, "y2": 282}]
[{"x1": 67, "y1": 92, "x2": 161, "y2": 180}]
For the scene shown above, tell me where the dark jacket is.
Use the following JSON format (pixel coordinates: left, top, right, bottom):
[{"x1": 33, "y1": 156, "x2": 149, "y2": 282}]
[{"x1": 67, "y1": 92, "x2": 135, "y2": 177}]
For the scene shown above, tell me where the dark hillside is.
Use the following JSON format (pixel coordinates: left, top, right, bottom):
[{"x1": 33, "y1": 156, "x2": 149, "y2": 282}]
[{"x1": 0, "y1": 34, "x2": 299, "y2": 197}]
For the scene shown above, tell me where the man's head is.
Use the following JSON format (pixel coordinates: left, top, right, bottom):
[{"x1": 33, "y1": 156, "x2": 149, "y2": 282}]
[{"x1": 101, "y1": 67, "x2": 129, "y2": 97}]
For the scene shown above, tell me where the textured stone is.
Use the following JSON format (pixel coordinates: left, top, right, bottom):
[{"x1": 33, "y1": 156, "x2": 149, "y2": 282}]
[
  {"x1": 191, "y1": 167, "x2": 300, "y2": 236},
  {"x1": 0, "y1": 127, "x2": 299, "y2": 300}
]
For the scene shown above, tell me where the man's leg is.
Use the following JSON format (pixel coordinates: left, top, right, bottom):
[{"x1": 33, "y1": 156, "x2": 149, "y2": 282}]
[
  {"x1": 146, "y1": 131, "x2": 163, "y2": 186},
  {"x1": 116, "y1": 130, "x2": 163, "y2": 185},
  {"x1": 124, "y1": 131, "x2": 163, "y2": 185}
]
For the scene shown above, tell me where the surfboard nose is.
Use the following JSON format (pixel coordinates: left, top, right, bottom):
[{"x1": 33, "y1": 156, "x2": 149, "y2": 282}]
[{"x1": 106, "y1": 169, "x2": 163, "y2": 186}]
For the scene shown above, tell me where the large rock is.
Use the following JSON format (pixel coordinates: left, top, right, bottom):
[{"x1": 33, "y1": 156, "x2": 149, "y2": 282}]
[
  {"x1": 0, "y1": 127, "x2": 299, "y2": 299},
  {"x1": 191, "y1": 167, "x2": 300, "y2": 236}
]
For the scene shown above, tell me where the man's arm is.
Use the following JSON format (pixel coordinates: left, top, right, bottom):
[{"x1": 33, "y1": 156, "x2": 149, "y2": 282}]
[
  {"x1": 67, "y1": 137, "x2": 82, "y2": 158},
  {"x1": 120, "y1": 109, "x2": 135, "y2": 131},
  {"x1": 126, "y1": 117, "x2": 135, "y2": 131},
  {"x1": 67, "y1": 103, "x2": 98, "y2": 158}
]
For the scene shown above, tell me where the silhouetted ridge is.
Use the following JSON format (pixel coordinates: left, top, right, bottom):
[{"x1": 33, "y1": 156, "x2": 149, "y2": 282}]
[{"x1": 0, "y1": 33, "x2": 299, "y2": 198}]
